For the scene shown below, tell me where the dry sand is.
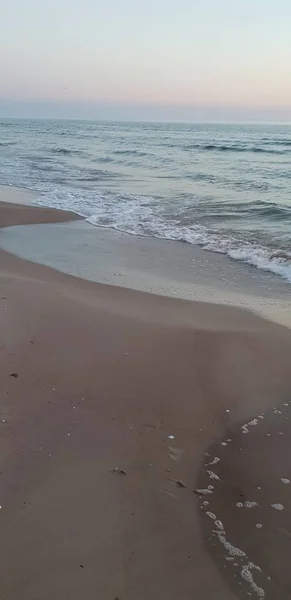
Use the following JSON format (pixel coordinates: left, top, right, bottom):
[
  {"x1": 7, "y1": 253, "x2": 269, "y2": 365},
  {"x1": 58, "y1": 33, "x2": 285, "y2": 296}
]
[{"x1": 1, "y1": 201, "x2": 291, "y2": 599}]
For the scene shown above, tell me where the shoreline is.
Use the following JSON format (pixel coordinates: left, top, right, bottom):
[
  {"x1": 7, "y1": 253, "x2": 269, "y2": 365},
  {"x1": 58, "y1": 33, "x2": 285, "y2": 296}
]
[
  {"x1": 1, "y1": 186, "x2": 291, "y2": 329},
  {"x1": 1, "y1": 194, "x2": 291, "y2": 598}
]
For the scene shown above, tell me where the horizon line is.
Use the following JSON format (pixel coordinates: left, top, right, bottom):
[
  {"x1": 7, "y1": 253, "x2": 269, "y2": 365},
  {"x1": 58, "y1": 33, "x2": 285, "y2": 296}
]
[{"x1": 1, "y1": 115, "x2": 291, "y2": 126}]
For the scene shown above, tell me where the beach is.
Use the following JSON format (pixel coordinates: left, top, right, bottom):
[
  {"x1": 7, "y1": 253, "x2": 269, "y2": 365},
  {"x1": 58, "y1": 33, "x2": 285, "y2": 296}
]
[{"x1": 1, "y1": 190, "x2": 291, "y2": 599}]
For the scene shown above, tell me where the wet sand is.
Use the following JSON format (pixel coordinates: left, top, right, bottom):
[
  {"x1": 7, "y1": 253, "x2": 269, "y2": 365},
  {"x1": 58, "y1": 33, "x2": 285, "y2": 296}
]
[
  {"x1": 1, "y1": 199, "x2": 291, "y2": 599},
  {"x1": 2, "y1": 218, "x2": 291, "y2": 329}
]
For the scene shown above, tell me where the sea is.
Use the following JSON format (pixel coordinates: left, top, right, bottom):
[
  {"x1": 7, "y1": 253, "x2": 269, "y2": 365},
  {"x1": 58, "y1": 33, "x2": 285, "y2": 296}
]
[{"x1": 1, "y1": 119, "x2": 291, "y2": 283}]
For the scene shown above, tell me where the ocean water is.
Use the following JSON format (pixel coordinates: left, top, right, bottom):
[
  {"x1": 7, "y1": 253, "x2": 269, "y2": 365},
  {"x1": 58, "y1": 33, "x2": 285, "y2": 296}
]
[{"x1": 1, "y1": 119, "x2": 291, "y2": 283}]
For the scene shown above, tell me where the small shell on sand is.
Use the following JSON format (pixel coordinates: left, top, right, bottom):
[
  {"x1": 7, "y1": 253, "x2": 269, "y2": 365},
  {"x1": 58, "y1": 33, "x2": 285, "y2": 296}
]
[
  {"x1": 244, "y1": 501, "x2": 258, "y2": 508},
  {"x1": 281, "y1": 478, "x2": 290, "y2": 485},
  {"x1": 207, "y1": 470, "x2": 220, "y2": 480},
  {"x1": 271, "y1": 503, "x2": 284, "y2": 511},
  {"x1": 207, "y1": 457, "x2": 220, "y2": 466},
  {"x1": 110, "y1": 467, "x2": 127, "y2": 475},
  {"x1": 194, "y1": 488, "x2": 213, "y2": 496}
]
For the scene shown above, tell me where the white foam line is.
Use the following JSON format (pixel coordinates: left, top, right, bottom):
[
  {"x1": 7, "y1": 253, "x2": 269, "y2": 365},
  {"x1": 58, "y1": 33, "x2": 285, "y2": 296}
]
[
  {"x1": 242, "y1": 416, "x2": 262, "y2": 434},
  {"x1": 212, "y1": 520, "x2": 266, "y2": 597},
  {"x1": 215, "y1": 529, "x2": 246, "y2": 557},
  {"x1": 241, "y1": 563, "x2": 265, "y2": 598},
  {"x1": 240, "y1": 400, "x2": 288, "y2": 437},
  {"x1": 201, "y1": 420, "x2": 273, "y2": 598}
]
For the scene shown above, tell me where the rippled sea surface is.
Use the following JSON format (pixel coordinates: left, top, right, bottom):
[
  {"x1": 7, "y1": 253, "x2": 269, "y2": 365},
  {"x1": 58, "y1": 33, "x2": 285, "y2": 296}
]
[{"x1": 1, "y1": 119, "x2": 291, "y2": 282}]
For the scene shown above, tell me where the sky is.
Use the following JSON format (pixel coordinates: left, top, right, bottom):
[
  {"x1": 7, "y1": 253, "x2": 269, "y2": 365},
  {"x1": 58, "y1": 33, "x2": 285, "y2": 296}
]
[{"x1": 1, "y1": 0, "x2": 291, "y2": 121}]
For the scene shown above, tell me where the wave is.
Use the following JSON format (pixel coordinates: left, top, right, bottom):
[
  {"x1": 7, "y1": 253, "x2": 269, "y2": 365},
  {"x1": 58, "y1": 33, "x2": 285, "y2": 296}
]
[
  {"x1": 77, "y1": 169, "x2": 122, "y2": 181},
  {"x1": 183, "y1": 143, "x2": 288, "y2": 154},
  {"x1": 195, "y1": 206, "x2": 291, "y2": 224},
  {"x1": 33, "y1": 163, "x2": 55, "y2": 172},
  {"x1": 212, "y1": 199, "x2": 291, "y2": 221},
  {"x1": 184, "y1": 173, "x2": 281, "y2": 193},
  {"x1": 0, "y1": 122, "x2": 18, "y2": 128},
  {"x1": 0, "y1": 141, "x2": 17, "y2": 147},
  {"x1": 251, "y1": 201, "x2": 291, "y2": 220},
  {"x1": 112, "y1": 149, "x2": 153, "y2": 158},
  {"x1": 94, "y1": 156, "x2": 115, "y2": 164},
  {"x1": 50, "y1": 147, "x2": 87, "y2": 157},
  {"x1": 33, "y1": 187, "x2": 291, "y2": 285},
  {"x1": 51, "y1": 148, "x2": 72, "y2": 155},
  {"x1": 88, "y1": 211, "x2": 291, "y2": 283},
  {"x1": 225, "y1": 245, "x2": 291, "y2": 281},
  {"x1": 261, "y1": 138, "x2": 291, "y2": 146},
  {"x1": 186, "y1": 172, "x2": 220, "y2": 183}
]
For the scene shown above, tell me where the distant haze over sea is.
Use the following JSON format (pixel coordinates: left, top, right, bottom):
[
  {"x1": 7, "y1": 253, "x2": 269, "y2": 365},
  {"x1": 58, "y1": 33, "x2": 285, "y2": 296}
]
[{"x1": 1, "y1": 101, "x2": 291, "y2": 123}]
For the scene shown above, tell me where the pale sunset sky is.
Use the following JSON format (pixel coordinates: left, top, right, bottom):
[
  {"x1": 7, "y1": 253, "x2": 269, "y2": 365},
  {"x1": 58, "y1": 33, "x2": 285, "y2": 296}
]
[{"x1": 1, "y1": 0, "x2": 291, "y2": 121}]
